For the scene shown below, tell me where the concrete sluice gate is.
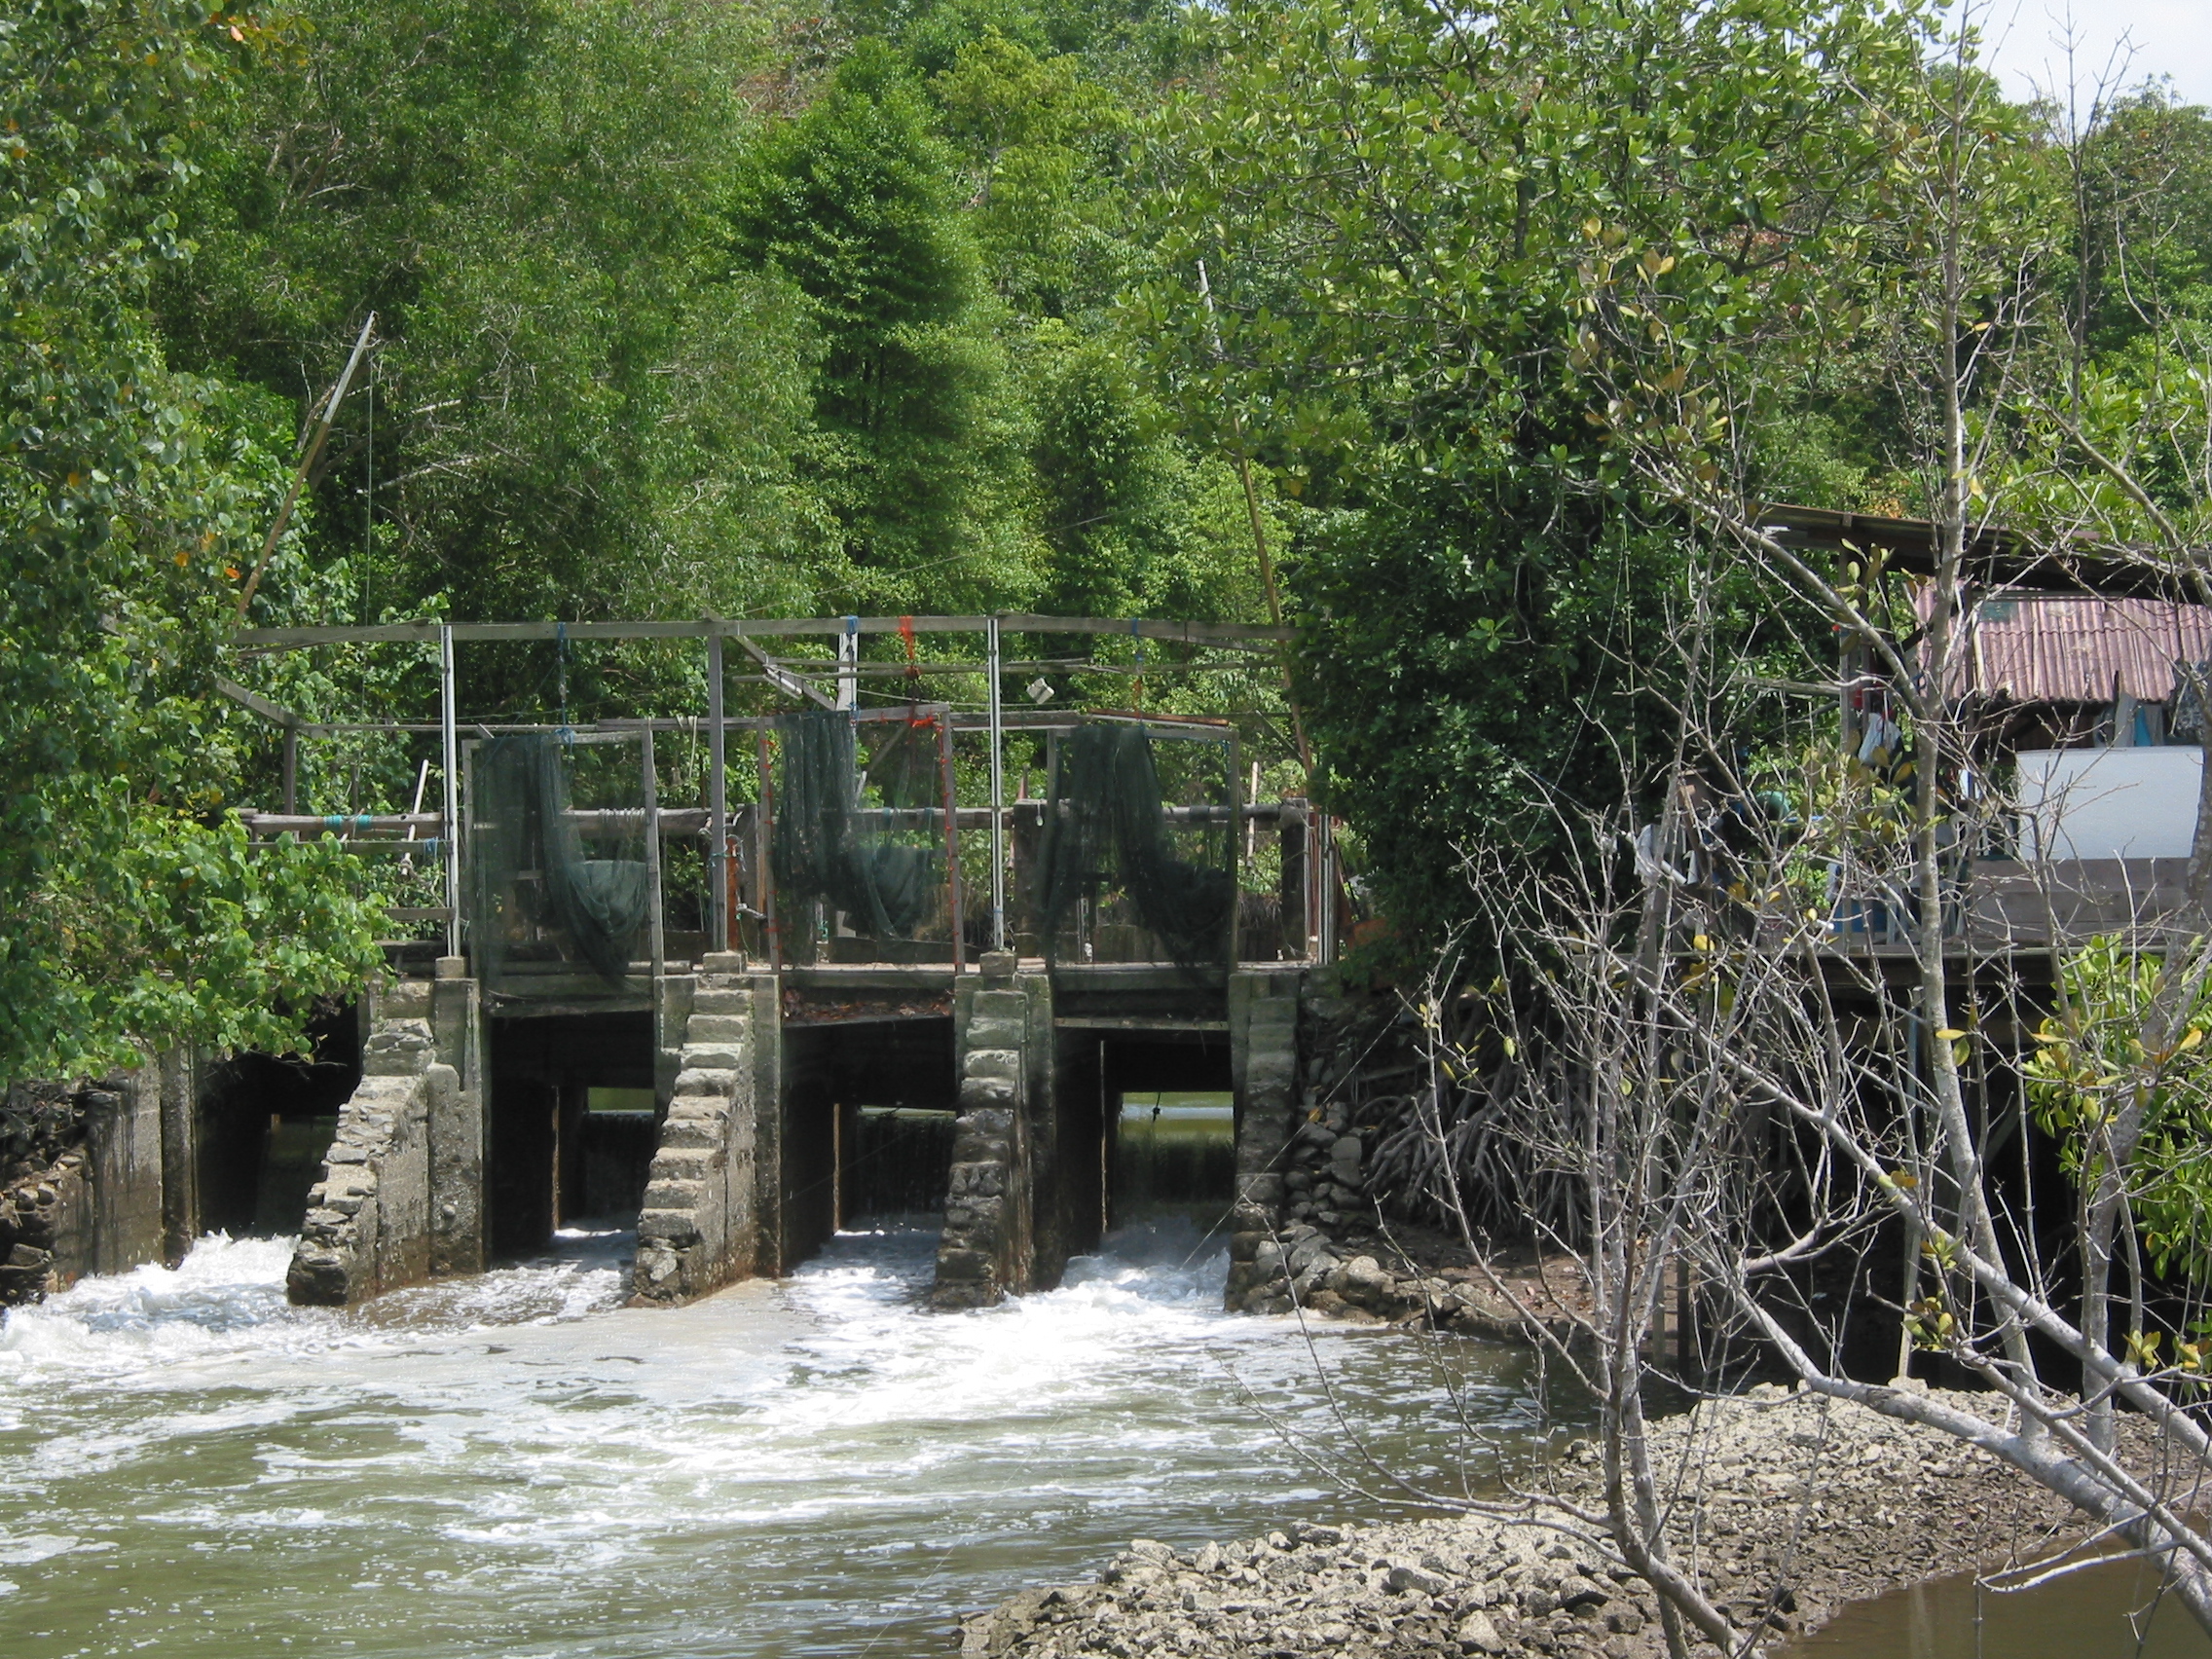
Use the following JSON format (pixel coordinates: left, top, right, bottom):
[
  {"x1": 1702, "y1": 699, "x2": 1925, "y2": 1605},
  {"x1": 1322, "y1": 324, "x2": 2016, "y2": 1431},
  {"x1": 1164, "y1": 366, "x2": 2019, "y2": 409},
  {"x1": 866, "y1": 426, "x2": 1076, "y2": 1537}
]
[{"x1": 263, "y1": 953, "x2": 1303, "y2": 1312}]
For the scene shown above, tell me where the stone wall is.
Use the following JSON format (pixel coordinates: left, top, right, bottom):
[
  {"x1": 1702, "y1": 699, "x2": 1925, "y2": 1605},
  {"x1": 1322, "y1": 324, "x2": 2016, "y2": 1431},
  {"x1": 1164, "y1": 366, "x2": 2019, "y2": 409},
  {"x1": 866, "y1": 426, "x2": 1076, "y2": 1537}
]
[
  {"x1": 287, "y1": 966, "x2": 482, "y2": 1307},
  {"x1": 286, "y1": 1018, "x2": 453, "y2": 1305},
  {"x1": 631, "y1": 955, "x2": 771, "y2": 1304},
  {"x1": 0, "y1": 1069, "x2": 167, "y2": 1305},
  {"x1": 1223, "y1": 969, "x2": 1302, "y2": 1312},
  {"x1": 933, "y1": 953, "x2": 1048, "y2": 1309}
]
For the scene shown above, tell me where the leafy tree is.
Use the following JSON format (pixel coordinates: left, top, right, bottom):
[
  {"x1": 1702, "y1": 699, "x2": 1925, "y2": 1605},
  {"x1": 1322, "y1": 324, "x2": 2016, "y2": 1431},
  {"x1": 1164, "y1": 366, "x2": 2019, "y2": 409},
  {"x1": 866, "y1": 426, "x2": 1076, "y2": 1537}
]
[
  {"x1": 161, "y1": 0, "x2": 830, "y2": 645},
  {"x1": 1133, "y1": 0, "x2": 1937, "y2": 941},
  {"x1": 2026, "y1": 940, "x2": 2212, "y2": 1294},
  {"x1": 932, "y1": 29, "x2": 1129, "y2": 316},
  {"x1": 1, "y1": 0, "x2": 383, "y2": 1082},
  {"x1": 729, "y1": 38, "x2": 1039, "y2": 612}
]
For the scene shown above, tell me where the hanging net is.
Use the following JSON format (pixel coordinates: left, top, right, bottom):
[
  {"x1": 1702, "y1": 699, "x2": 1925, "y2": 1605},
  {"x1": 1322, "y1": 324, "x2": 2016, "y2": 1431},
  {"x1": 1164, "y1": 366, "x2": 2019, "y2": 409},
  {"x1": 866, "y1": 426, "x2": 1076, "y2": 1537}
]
[
  {"x1": 469, "y1": 734, "x2": 650, "y2": 987},
  {"x1": 773, "y1": 709, "x2": 942, "y2": 939},
  {"x1": 1037, "y1": 723, "x2": 1234, "y2": 966}
]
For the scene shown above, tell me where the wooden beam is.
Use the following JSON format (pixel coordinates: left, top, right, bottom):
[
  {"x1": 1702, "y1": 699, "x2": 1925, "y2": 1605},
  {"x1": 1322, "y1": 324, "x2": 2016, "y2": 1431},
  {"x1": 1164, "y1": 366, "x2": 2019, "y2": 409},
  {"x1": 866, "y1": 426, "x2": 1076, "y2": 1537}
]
[
  {"x1": 211, "y1": 676, "x2": 305, "y2": 727},
  {"x1": 234, "y1": 613, "x2": 1298, "y2": 650}
]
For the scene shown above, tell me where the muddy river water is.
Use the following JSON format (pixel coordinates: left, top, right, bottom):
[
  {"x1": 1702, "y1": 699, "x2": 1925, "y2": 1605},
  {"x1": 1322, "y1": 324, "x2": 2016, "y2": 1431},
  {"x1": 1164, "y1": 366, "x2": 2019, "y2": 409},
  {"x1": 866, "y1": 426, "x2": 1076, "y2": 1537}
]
[
  {"x1": 9, "y1": 1214, "x2": 2210, "y2": 1658},
  {"x1": 0, "y1": 1215, "x2": 1566, "y2": 1658}
]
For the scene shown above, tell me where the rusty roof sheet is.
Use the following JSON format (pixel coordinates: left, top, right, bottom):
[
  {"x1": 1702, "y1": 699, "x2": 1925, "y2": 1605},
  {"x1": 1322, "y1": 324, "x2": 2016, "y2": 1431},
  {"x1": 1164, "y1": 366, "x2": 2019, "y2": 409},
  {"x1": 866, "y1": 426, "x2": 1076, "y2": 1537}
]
[{"x1": 1916, "y1": 593, "x2": 2212, "y2": 703}]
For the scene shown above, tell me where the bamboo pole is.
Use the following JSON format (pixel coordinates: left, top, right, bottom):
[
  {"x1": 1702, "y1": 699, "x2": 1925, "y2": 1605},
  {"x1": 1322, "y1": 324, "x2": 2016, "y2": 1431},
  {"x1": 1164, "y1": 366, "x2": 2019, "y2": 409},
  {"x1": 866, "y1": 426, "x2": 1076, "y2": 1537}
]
[
  {"x1": 236, "y1": 313, "x2": 376, "y2": 621},
  {"x1": 708, "y1": 631, "x2": 728, "y2": 954},
  {"x1": 988, "y1": 615, "x2": 1007, "y2": 953}
]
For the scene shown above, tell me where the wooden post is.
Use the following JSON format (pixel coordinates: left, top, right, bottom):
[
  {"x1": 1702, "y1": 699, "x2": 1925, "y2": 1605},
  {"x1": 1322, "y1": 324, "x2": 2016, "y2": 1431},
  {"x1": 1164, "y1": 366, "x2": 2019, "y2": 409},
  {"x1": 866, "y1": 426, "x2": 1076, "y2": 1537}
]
[
  {"x1": 439, "y1": 624, "x2": 460, "y2": 958},
  {"x1": 837, "y1": 615, "x2": 859, "y2": 712},
  {"x1": 1226, "y1": 731, "x2": 1243, "y2": 966},
  {"x1": 643, "y1": 727, "x2": 665, "y2": 986},
  {"x1": 1315, "y1": 811, "x2": 1337, "y2": 964},
  {"x1": 708, "y1": 630, "x2": 728, "y2": 955},
  {"x1": 758, "y1": 727, "x2": 780, "y2": 973},
  {"x1": 941, "y1": 711, "x2": 965, "y2": 973},
  {"x1": 987, "y1": 615, "x2": 1007, "y2": 953},
  {"x1": 1280, "y1": 800, "x2": 1307, "y2": 960}
]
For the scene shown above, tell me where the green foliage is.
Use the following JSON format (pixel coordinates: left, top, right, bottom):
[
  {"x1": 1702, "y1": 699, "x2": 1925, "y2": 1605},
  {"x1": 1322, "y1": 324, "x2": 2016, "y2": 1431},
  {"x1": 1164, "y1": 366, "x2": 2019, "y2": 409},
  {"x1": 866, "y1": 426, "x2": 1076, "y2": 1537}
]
[
  {"x1": 933, "y1": 30, "x2": 1130, "y2": 315},
  {"x1": 2025, "y1": 939, "x2": 2212, "y2": 1284},
  {"x1": 162, "y1": 0, "x2": 831, "y2": 641},
  {"x1": 1, "y1": 0, "x2": 383, "y2": 1082},
  {"x1": 730, "y1": 39, "x2": 1040, "y2": 611},
  {"x1": 1132, "y1": 0, "x2": 1933, "y2": 935}
]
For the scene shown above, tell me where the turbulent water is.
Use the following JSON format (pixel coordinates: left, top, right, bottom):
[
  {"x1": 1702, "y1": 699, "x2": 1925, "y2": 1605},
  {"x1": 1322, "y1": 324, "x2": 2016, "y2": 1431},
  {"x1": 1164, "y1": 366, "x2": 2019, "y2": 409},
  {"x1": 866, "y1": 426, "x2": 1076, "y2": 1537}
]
[{"x1": 0, "y1": 1216, "x2": 1571, "y2": 1657}]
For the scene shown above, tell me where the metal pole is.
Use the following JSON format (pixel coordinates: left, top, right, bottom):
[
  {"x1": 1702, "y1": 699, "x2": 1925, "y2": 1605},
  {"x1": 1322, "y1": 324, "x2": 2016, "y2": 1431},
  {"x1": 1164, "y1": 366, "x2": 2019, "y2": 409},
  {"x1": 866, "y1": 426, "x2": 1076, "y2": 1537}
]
[
  {"x1": 439, "y1": 624, "x2": 460, "y2": 957},
  {"x1": 942, "y1": 712, "x2": 965, "y2": 974},
  {"x1": 1317, "y1": 812, "x2": 1337, "y2": 964},
  {"x1": 987, "y1": 615, "x2": 1006, "y2": 953},
  {"x1": 1225, "y1": 732, "x2": 1242, "y2": 966},
  {"x1": 837, "y1": 615, "x2": 859, "y2": 712},
  {"x1": 708, "y1": 630, "x2": 729, "y2": 954},
  {"x1": 643, "y1": 727, "x2": 665, "y2": 980},
  {"x1": 759, "y1": 728, "x2": 780, "y2": 973},
  {"x1": 280, "y1": 721, "x2": 299, "y2": 816}
]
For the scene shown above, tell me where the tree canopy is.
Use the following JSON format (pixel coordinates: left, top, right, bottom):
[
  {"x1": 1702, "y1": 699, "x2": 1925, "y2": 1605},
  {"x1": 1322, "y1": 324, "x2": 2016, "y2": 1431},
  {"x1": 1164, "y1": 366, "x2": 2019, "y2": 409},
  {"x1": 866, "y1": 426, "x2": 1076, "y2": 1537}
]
[{"x1": 8, "y1": 0, "x2": 2212, "y2": 1065}]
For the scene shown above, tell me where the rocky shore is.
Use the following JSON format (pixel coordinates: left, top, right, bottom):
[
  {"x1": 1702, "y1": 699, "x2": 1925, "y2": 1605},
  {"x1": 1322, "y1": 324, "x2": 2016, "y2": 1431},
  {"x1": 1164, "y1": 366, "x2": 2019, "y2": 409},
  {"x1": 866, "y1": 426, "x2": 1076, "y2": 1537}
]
[{"x1": 960, "y1": 1384, "x2": 2095, "y2": 1658}]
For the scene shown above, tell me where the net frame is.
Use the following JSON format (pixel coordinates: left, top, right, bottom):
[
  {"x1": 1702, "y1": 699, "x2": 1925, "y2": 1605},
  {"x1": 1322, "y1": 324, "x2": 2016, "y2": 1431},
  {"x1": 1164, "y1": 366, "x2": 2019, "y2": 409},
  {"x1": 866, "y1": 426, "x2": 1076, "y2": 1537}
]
[
  {"x1": 764, "y1": 705, "x2": 964, "y2": 968},
  {"x1": 466, "y1": 730, "x2": 652, "y2": 991},
  {"x1": 1033, "y1": 719, "x2": 1238, "y2": 969}
]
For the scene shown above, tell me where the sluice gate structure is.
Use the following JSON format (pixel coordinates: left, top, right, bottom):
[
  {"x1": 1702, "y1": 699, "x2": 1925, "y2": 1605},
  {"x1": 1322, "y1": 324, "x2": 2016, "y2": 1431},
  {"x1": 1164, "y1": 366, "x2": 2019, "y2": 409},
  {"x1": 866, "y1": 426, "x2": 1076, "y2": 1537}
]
[{"x1": 208, "y1": 614, "x2": 1336, "y2": 1310}]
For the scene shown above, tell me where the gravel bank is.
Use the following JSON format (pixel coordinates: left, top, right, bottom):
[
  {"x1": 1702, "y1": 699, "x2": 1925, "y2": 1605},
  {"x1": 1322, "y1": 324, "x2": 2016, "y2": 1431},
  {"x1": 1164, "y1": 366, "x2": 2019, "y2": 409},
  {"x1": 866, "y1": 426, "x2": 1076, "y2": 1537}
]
[{"x1": 960, "y1": 1383, "x2": 2097, "y2": 1658}]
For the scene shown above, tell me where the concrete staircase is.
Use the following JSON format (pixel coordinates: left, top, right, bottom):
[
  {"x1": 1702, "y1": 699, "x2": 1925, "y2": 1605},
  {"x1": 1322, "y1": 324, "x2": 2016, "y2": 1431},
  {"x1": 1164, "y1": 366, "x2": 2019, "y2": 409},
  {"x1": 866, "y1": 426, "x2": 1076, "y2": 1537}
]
[{"x1": 631, "y1": 958, "x2": 762, "y2": 1304}]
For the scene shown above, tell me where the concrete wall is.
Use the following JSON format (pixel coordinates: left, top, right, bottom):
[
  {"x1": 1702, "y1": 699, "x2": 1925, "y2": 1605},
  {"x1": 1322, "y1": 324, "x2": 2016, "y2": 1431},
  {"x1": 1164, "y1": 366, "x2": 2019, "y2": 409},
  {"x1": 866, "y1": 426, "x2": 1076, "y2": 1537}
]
[
  {"x1": 933, "y1": 953, "x2": 1049, "y2": 1309},
  {"x1": 424, "y1": 970, "x2": 486, "y2": 1277},
  {"x1": 0, "y1": 1067, "x2": 169, "y2": 1305},
  {"x1": 287, "y1": 966, "x2": 483, "y2": 1307},
  {"x1": 631, "y1": 956, "x2": 771, "y2": 1304}
]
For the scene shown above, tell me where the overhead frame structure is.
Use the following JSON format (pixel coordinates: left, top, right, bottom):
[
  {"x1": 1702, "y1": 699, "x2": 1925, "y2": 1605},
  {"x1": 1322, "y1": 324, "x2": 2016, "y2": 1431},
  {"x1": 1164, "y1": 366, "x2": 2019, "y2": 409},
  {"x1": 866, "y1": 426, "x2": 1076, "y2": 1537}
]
[{"x1": 218, "y1": 612, "x2": 1322, "y2": 967}]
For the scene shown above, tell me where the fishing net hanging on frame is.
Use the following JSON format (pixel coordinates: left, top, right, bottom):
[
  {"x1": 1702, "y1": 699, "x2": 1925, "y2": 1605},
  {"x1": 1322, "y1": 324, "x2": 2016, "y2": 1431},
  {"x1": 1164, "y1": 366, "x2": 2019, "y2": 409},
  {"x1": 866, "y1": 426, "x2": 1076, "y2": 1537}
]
[
  {"x1": 1037, "y1": 722, "x2": 1233, "y2": 967},
  {"x1": 772, "y1": 708, "x2": 942, "y2": 939},
  {"x1": 468, "y1": 733, "x2": 650, "y2": 987}
]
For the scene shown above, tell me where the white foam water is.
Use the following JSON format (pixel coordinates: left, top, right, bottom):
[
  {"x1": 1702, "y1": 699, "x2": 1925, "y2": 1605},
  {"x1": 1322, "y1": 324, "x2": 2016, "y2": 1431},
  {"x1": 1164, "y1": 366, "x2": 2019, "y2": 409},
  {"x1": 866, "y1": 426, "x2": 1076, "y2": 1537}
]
[{"x1": 0, "y1": 1218, "x2": 1567, "y2": 1657}]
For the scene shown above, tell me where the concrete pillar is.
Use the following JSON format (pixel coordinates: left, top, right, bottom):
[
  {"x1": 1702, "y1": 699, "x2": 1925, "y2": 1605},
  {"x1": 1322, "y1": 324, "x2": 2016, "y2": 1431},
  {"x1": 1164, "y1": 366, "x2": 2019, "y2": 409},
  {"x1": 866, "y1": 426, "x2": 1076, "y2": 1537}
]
[
  {"x1": 1226, "y1": 968, "x2": 1303, "y2": 1311},
  {"x1": 288, "y1": 1018, "x2": 445, "y2": 1306},
  {"x1": 84, "y1": 1068, "x2": 164, "y2": 1273},
  {"x1": 428, "y1": 963, "x2": 486, "y2": 1278},
  {"x1": 934, "y1": 951, "x2": 1046, "y2": 1309},
  {"x1": 631, "y1": 954, "x2": 772, "y2": 1303},
  {"x1": 158, "y1": 1047, "x2": 199, "y2": 1267}
]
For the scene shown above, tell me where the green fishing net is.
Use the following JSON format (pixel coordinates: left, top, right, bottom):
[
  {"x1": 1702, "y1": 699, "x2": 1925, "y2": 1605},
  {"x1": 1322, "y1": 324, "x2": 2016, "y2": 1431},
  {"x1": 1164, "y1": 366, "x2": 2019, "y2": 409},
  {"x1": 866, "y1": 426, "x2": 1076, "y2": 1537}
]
[
  {"x1": 773, "y1": 709, "x2": 942, "y2": 939},
  {"x1": 1037, "y1": 723, "x2": 1233, "y2": 966},
  {"x1": 469, "y1": 734, "x2": 650, "y2": 987}
]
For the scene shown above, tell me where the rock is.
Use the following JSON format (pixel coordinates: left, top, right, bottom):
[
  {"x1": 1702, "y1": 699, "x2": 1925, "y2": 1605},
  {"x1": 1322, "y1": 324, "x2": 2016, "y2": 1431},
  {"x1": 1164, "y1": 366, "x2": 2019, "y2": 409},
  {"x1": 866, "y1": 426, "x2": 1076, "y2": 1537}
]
[
  {"x1": 1456, "y1": 1609, "x2": 1506, "y2": 1652},
  {"x1": 1330, "y1": 1254, "x2": 1399, "y2": 1311},
  {"x1": 1558, "y1": 1573, "x2": 1609, "y2": 1609},
  {"x1": 1387, "y1": 1562, "x2": 1450, "y2": 1597}
]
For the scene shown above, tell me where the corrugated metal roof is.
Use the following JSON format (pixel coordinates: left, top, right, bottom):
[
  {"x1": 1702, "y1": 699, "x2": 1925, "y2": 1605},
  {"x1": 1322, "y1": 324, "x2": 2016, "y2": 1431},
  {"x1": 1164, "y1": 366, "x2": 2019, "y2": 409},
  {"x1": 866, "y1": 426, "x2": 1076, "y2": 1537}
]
[{"x1": 1917, "y1": 592, "x2": 2212, "y2": 703}]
